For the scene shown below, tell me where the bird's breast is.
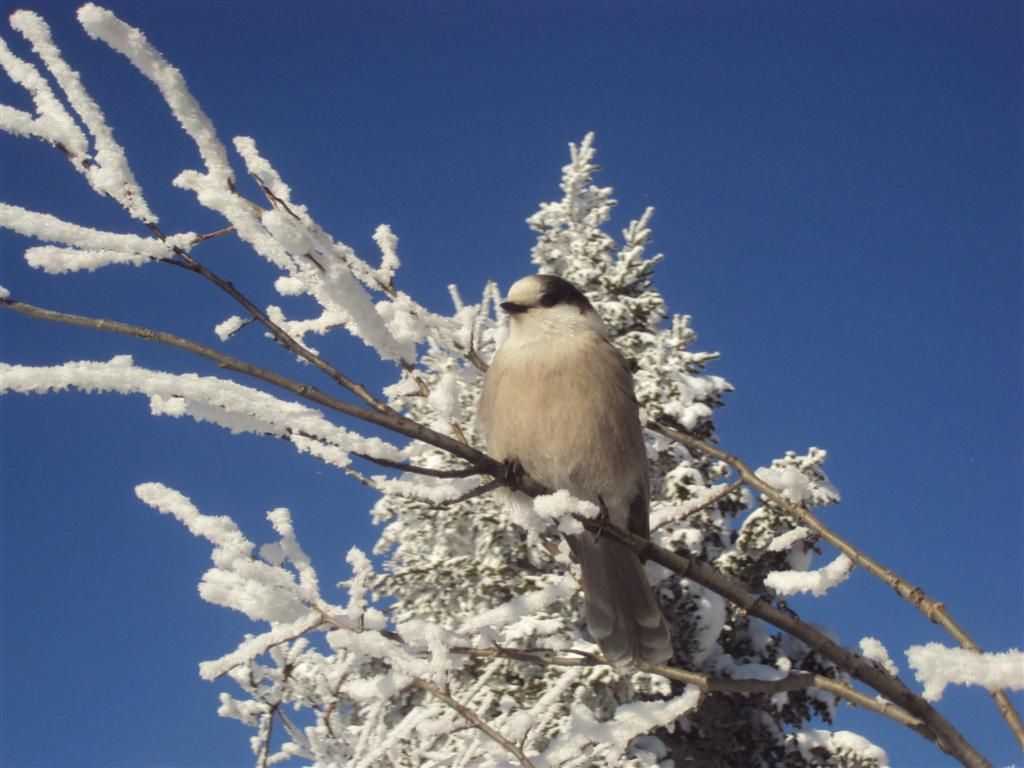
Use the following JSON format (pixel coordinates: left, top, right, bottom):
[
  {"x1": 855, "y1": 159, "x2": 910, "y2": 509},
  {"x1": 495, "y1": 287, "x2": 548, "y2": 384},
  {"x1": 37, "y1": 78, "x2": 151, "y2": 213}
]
[{"x1": 478, "y1": 333, "x2": 646, "y2": 505}]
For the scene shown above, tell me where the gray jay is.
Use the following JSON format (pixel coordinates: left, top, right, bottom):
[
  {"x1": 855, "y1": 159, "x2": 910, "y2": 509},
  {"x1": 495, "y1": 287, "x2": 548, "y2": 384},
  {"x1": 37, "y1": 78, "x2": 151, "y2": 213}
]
[{"x1": 478, "y1": 274, "x2": 672, "y2": 667}]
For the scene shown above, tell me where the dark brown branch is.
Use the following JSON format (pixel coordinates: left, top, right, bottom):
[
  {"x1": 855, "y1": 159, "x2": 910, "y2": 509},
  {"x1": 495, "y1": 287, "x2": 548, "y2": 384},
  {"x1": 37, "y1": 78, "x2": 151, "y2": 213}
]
[
  {"x1": 440, "y1": 478, "x2": 503, "y2": 507},
  {"x1": 649, "y1": 419, "x2": 1024, "y2": 753},
  {"x1": 351, "y1": 452, "x2": 480, "y2": 479}
]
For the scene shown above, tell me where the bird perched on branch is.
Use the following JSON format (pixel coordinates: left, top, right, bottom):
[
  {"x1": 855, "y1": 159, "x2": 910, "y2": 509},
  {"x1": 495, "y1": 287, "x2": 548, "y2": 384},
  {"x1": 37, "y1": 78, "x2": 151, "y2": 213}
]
[{"x1": 478, "y1": 274, "x2": 672, "y2": 667}]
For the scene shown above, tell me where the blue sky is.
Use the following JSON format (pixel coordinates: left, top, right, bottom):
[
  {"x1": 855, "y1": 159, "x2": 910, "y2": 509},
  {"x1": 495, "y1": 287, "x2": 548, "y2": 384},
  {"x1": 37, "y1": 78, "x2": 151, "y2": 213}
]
[{"x1": 1, "y1": 1, "x2": 1021, "y2": 766}]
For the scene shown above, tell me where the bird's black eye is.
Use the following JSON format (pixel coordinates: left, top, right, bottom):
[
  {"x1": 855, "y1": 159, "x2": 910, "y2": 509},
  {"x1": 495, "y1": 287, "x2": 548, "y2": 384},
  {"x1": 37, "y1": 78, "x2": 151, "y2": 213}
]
[{"x1": 539, "y1": 293, "x2": 559, "y2": 308}]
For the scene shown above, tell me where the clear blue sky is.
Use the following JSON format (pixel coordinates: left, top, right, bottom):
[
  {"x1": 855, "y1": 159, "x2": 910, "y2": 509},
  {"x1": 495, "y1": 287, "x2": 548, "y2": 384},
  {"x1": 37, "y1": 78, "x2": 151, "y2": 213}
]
[{"x1": 1, "y1": 1, "x2": 1021, "y2": 766}]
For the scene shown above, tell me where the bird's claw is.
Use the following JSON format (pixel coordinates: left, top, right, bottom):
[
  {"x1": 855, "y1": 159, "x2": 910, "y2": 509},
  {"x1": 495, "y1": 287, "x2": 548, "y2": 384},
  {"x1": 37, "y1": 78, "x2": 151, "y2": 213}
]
[{"x1": 502, "y1": 459, "x2": 525, "y2": 491}]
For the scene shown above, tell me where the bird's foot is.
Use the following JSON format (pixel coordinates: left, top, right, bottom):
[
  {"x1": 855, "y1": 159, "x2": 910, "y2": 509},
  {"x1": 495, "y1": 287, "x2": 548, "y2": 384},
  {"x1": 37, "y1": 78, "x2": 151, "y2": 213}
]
[
  {"x1": 590, "y1": 495, "x2": 612, "y2": 541},
  {"x1": 502, "y1": 459, "x2": 525, "y2": 491}
]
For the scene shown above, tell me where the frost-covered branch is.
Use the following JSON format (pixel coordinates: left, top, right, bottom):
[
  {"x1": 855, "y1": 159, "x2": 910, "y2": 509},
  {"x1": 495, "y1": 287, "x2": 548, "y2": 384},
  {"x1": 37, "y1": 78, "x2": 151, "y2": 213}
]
[
  {"x1": 412, "y1": 676, "x2": 537, "y2": 768},
  {"x1": 2, "y1": 10, "x2": 155, "y2": 221},
  {"x1": 907, "y1": 644, "x2": 1024, "y2": 702},
  {"x1": 0, "y1": 296, "x2": 498, "y2": 476},
  {"x1": 648, "y1": 419, "x2": 1024, "y2": 751},
  {"x1": 571, "y1": 495, "x2": 991, "y2": 768}
]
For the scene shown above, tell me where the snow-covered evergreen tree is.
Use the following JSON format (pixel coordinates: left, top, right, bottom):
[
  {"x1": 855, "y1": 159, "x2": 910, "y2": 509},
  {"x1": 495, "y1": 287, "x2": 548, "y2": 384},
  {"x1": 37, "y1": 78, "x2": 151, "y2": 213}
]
[{"x1": 362, "y1": 133, "x2": 877, "y2": 767}]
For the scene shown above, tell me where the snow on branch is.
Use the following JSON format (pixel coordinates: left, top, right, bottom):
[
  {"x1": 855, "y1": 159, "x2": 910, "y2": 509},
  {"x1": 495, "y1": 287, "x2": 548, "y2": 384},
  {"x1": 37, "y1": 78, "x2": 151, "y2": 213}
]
[
  {"x1": 540, "y1": 688, "x2": 701, "y2": 765},
  {"x1": 76, "y1": 3, "x2": 232, "y2": 185},
  {"x1": 765, "y1": 553, "x2": 854, "y2": 597},
  {"x1": 0, "y1": 355, "x2": 403, "y2": 468},
  {"x1": 859, "y1": 637, "x2": 900, "y2": 677},
  {"x1": 767, "y1": 525, "x2": 811, "y2": 552},
  {"x1": 531, "y1": 489, "x2": 600, "y2": 535},
  {"x1": 790, "y1": 729, "x2": 889, "y2": 767},
  {"x1": 131, "y1": 481, "x2": 721, "y2": 766},
  {"x1": 0, "y1": 34, "x2": 88, "y2": 157},
  {"x1": 136, "y1": 483, "x2": 319, "y2": 621},
  {"x1": 6, "y1": 9, "x2": 155, "y2": 221},
  {"x1": 232, "y1": 137, "x2": 460, "y2": 365},
  {"x1": 0, "y1": 203, "x2": 195, "y2": 273},
  {"x1": 458, "y1": 573, "x2": 578, "y2": 638},
  {"x1": 4, "y1": 3, "x2": 472, "y2": 371},
  {"x1": 906, "y1": 643, "x2": 1024, "y2": 702}
]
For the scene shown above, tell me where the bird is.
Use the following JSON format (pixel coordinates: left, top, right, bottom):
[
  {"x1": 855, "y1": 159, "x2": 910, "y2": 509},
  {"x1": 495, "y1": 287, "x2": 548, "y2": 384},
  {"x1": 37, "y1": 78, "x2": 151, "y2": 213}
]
[{"x1": 477, "y1": 273, "x2": 672, "y2": 667}]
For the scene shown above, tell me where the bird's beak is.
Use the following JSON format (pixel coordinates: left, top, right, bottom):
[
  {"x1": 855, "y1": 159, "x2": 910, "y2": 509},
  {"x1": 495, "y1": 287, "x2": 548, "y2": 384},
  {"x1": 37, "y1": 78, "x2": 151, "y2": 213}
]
[{"x1": 500, "y1": 301, "x2": 528, "y2": 315}]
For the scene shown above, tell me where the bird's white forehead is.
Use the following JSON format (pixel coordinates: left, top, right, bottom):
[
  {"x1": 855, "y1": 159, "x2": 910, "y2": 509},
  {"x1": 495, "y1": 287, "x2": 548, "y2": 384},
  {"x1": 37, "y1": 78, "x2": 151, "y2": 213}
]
[{"x1": 505, "y1": 275, "x2": 546, "y2": 305}]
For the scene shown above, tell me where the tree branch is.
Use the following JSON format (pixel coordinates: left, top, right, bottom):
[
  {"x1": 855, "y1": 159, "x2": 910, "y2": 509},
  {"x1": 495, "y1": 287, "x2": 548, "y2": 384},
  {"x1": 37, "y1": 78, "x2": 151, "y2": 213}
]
[
  {"x1": 410, "y1": 676, "x2": 536, "y2": 768},
  {"x1": 0, "y1": 297, "x2": 505, "y2": 480},
  {"x1": 575, "y1": 513, "x2": 991, "y2": 768},
  {"x1": 352, "y1": 452, "x2": 481, "y2": 479},
  {"x1": 304, "y1": 603, "x2": 928, "y2": 743},
  {"x1": 648, "y1": 419, "x2": 1024, "y2": 752},
  {"x1": 150, "y1": 220, "x2": 397, "y2": 416},
  {"x1": 651, "y1": 477, "x2": 745, "y2": 531}
]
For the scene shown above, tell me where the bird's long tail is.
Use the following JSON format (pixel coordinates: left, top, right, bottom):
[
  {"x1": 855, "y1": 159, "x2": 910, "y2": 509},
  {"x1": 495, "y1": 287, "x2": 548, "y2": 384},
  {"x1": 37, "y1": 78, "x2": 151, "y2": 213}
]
[{"x1": 575, "y1": 535, "x2": 673, "y2": 667}]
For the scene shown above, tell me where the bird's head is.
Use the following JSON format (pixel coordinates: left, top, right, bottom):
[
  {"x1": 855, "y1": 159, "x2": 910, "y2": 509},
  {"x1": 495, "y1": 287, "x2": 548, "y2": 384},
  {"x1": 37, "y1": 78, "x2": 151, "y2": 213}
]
[{"x1": 500, "y1": 274, "x2": 606, "y2": 340}]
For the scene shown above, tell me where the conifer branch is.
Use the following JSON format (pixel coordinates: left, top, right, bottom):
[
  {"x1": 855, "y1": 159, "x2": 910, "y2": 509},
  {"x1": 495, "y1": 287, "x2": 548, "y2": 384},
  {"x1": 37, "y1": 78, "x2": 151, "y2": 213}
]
[
  {"x1": 648, "y1": 419, "x2": 1024, "y2": 752},
  {"x1": 305, "y1": 603, "x2": 929, "y2": 740},
  {"x1": 411, "y1": 676, "x2": 536, "y2": 768}
]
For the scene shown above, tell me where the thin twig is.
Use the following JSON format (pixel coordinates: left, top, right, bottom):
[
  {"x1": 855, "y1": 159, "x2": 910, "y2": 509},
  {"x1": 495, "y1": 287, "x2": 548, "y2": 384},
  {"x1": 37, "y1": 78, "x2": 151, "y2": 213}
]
[
  {"x1": 352, "y1": 452, "x2": 480, "y2": 479},
  {"x1": 440, "y1": 478, "x2": 504, "y2": 507},
  {"x1": 150, "y1": 221, "x2": 397, "y2": 416},
  {"x1": 191, "y1": 224, "x2": 235, "y2": 245},
  {"x1": 652, "y1": 477, "x2": 745, "y2": 531},
  {"x1": 411, "y1": 676, "x2": 536, "y2": 768},
  {"x1": 649, "y1": 419, "x2": 1024, "y2": 752}
]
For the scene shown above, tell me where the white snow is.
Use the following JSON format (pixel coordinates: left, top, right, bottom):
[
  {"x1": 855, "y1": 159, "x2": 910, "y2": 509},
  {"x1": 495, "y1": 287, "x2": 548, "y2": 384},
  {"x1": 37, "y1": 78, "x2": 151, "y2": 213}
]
[
  {"x1": 685, "y1": 580, "x2": 727, "y2": 665},
  {"x1": 731, "y1": 662, "x2": 787, "y2": 682},
  {"x1": 859, "y1": 636, "x2": 899, "y2": 677},
  {"x1": 906, "y1": 642, "x2": 1024, "y2": 701},
  {"x1": 78, "y1": 3, "x2": 233, "y2": 184},
  {"x1": 755, "y1": 465, "x2": 814, "y2": 505},
  {"x1": 1, "y1": 204, "x2": 193, "y2": 273},
  {"x1": 765, "y1": 553, "x2": 854, "y2": 597},
  {"x1": 0, "y1": 356, "x2": 404, "y2": 468},
  {"x1": 372, "y1": 224, "x2": 400, "y2": 285},
  {"x1": 767, "y1": 526, "x2": 811, "y2": 552},
  {"x1": 10, "y1": 9, "x2": 155, "y2": 221},
  {"x1": 458, "y1": 574, "x2": 577, "y2": 635},
  {"x1": 793, "y1": 728, "x2": 889, "y2": 767},
  {"x1": 540, "y1": 687, "x2": 701, "y2": 765},
  {"x1": 531, "y1": 489, "x2": 599, "y2": 535},
  {"x1": 0, "y1": 35, "x2": 88, "y2": 155},
  {"x1": 214, "y1": 315, "x2": 245, "y2": 341}
]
